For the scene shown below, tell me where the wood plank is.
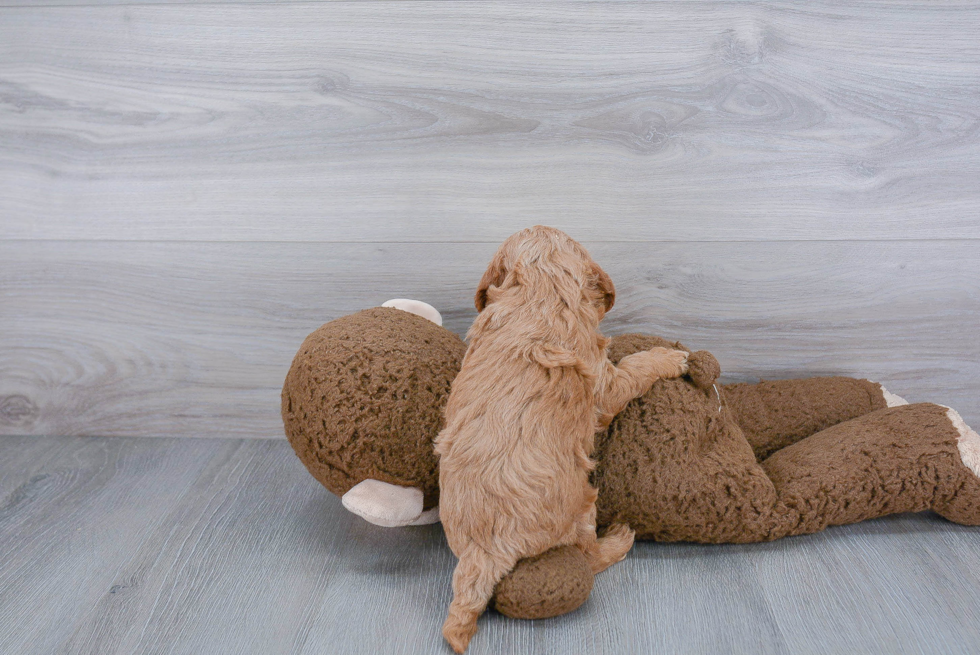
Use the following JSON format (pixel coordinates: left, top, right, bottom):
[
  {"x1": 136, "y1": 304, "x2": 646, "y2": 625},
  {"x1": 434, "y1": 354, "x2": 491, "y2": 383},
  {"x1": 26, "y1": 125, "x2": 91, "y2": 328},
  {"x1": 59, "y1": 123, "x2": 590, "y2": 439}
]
[
  {"x1": 1, "y1": 239, "x2": 977, "y2": 439},
  {"x1": 1, "y1": 1, "x2": 979, "y2": 241},
  {"x1": 0, "y1": 436, "x2": 237, "y2": 654},
  {"x1": 58, "y1": 439, "x2": 357, "y2": 655},
  {"x1": 2, "y1": 435, "x2": 980, "y2": 654},
  {"x1": 752, "y1": 513, "x2": 980, "y2": 652}
]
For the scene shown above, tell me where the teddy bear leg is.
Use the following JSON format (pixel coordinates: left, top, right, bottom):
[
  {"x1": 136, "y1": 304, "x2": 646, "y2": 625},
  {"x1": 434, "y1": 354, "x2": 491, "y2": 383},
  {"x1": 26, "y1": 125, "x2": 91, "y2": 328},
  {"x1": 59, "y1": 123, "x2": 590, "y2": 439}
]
[
  {"x1": 760, "y1": 403, "x2": 980, "y2": 539},
  {"x1": 723, "y1": 377, "x2": 890, "y2": 461}
]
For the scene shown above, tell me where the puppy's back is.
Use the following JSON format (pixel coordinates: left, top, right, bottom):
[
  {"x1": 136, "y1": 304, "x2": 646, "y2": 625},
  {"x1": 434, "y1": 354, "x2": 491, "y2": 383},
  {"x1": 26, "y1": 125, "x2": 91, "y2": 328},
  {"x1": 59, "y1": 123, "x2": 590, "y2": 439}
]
[{"x1": 436, "y1": 328, "x2": 596, "y2": 555}]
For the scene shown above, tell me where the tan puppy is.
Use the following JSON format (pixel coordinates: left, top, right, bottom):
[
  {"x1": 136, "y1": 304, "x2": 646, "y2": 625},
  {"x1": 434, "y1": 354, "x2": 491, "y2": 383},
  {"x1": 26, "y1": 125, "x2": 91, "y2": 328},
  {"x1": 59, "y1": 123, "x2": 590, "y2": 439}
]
[{"x1": 435, "y1": 226, "x2": 689, "y2": 652}]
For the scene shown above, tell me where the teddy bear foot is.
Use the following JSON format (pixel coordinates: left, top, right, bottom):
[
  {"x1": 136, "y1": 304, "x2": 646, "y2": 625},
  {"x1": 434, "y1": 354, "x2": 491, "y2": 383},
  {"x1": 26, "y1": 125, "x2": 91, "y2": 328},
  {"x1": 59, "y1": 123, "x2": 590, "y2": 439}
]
[
  {"x1": 945, "y1": 406, "x2": 980, "y2": 479},
  {"x1": 873, "y1": 382, "x2": 909, "y2": 408},
  {"x1": 935, "y1": 406, "x2": 980, "y2": 526}
]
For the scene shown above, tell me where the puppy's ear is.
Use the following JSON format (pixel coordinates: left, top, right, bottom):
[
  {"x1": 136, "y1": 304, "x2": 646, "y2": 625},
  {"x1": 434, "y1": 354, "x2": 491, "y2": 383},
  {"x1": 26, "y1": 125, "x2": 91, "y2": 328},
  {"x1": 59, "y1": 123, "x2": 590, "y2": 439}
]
[
  {"x1": 475, "y1": 250, "x2": 508, "y2": 312},
  {"x1": 592, "y1": 264, "x2": 615, "y2": 312}
]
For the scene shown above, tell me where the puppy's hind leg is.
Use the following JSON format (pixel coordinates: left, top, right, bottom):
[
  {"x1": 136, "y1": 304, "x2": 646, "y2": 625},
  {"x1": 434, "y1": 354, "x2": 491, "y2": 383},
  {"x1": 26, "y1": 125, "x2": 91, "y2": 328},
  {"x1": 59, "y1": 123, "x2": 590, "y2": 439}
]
[
  {"x1": 443, "y1": 545, "x2": 519, "y2": 654},
  {"x1": 574, "y1": 492, "x2": 635, "y2": 575}
]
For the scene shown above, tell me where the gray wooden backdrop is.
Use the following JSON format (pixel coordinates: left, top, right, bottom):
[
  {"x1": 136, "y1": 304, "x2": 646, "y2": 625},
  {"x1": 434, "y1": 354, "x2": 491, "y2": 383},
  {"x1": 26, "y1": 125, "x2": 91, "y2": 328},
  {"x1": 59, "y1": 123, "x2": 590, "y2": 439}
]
[{"x1": 2, "y1": 0, "x2": 978, "y2": 439}]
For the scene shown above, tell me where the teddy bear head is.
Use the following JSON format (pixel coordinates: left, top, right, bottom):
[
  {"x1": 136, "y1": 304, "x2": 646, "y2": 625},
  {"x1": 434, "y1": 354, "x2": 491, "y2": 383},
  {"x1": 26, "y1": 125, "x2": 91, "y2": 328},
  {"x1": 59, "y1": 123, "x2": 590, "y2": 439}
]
[{"x1": 281, "y1": 303, "x2": 466, "y2": 527}]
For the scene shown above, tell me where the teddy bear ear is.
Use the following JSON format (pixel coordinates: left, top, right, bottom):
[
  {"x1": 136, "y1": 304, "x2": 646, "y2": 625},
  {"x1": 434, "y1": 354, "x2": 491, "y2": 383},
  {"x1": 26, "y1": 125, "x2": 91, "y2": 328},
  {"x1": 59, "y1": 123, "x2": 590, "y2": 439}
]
[
  {"x1": 475, "y1": 250, "x2": 508, "y2": 312},
  {"x1": 341, "y1": 479, "x2": 440, "y2": 527},
  {"x1": 381, "y1": 299, "x2": 443, "y2": 326}
]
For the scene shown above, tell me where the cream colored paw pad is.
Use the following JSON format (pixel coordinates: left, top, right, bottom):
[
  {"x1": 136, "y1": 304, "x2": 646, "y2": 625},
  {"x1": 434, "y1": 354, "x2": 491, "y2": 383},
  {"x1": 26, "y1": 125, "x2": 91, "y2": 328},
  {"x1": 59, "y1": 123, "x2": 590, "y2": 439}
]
[
  {"x1": 944, "y1": 406, "x2": 980, "y2": 479},
  {"x1": 873, "y1": 382, "x2": 909, "y2": 407}
]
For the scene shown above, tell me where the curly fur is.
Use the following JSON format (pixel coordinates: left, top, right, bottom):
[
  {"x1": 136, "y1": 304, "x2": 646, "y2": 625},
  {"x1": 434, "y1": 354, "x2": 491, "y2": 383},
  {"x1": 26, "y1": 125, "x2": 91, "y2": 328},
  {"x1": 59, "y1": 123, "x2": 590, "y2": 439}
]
[{"x1": 435, "y1": 226, "x2": 688, "y2": 652}]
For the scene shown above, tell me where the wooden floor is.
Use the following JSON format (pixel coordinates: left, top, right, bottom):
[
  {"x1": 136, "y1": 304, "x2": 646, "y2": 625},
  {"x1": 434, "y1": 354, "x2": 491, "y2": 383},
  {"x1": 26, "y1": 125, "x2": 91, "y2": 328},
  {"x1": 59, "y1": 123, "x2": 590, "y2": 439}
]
[{"x1": 2, "y1": 434, "x2": 980, "y2": 655}]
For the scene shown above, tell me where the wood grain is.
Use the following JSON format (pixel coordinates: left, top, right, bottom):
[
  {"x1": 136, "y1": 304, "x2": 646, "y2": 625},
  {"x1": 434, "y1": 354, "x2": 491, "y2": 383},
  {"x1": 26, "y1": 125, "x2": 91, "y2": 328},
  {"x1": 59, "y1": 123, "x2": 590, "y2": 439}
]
[
  {"x1": 1, "y1": 1, "x2": 979, "y2": 241},
  {"x1": 1, "y1": 239, "x2": 977, "y2": 439},
  {"x1": 2, "y1": 435, "x2": 980, "y2": 654},
  {"x1": 0, "y1": 436, "x2": 235, "y2": 654},
  {"x1": 753, "y1": 515, "x2": 980, "y2": 652}
]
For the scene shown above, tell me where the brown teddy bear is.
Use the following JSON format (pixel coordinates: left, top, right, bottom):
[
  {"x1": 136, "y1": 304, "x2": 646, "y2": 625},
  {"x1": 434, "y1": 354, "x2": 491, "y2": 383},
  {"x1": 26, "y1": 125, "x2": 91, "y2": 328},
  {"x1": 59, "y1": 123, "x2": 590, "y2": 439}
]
[{"x1": 281, "y1": 300, "x2": 980, "y2": 620}]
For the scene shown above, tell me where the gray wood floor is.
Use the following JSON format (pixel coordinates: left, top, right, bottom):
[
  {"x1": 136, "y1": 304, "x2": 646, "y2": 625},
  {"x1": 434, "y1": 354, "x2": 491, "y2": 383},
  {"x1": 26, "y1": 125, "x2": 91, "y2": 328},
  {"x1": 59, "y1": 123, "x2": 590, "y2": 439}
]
[{"x1": 2, "y1": 434, "x2": 980, "y2": 655}]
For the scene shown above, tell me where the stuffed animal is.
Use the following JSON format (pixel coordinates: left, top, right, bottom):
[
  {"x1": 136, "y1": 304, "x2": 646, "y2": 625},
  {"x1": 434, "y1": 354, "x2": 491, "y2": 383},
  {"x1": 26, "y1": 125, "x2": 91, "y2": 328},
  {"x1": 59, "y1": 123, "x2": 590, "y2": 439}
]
[{"x1": 282, "y1": 300, "x2": 980, "y2": 619}]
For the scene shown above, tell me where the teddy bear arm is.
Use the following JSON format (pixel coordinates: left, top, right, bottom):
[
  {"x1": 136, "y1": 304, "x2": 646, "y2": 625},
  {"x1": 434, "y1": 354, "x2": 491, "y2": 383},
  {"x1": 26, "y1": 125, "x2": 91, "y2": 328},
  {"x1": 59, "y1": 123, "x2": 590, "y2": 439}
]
[{"x1": 723, "y1": 377, "x2": 889, "y2": 461}]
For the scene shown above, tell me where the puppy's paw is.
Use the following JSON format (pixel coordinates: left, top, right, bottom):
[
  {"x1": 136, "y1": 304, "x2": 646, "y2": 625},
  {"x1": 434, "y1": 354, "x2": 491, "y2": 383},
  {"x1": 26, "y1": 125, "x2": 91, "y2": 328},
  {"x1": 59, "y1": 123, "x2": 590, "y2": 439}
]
[
  {"x1": 602, "y1": 523, "x2": 636, "y2": 562},
  {"x1": 655, "y1": 348, "x2": 689, "y2": 378},
  {"x1": 587, "y1": 523, "x2": 636, "y2": 573},
  {"x1": 675, "y1": 350, "x2": 690, "y2": 376}
]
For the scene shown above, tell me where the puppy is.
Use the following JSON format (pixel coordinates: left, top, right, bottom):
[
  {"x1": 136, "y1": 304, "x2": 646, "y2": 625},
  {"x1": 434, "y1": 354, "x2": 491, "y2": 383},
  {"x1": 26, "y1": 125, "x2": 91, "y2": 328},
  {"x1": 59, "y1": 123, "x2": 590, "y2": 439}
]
[{"x1": 435, "y1": 226, "x2": 689, "y2": 653}]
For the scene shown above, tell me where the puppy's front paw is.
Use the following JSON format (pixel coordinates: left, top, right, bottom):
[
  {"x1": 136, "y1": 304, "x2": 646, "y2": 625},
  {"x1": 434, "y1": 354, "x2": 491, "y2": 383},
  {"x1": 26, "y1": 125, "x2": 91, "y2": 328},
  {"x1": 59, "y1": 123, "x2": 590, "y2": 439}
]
[
  {"x1": 658, "y1": 348, "x2": 689, "y2": 378},
  {"x1": 675, "y1": 350, "x2": 690, "y2": 376}
]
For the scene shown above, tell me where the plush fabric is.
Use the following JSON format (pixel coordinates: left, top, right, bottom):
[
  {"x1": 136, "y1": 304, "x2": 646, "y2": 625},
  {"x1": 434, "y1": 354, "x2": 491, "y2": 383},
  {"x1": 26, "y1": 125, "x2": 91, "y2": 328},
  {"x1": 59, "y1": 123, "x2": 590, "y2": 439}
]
[
  {"x1": 281, "y1": 307, "x2": 466, "y2": 508},
  {"x1": 724, "y1": 375, "x2": 888, "y2": 460},
  {"x1": 490, "y1": 546, "x2": 594, "y2": 619},
  {"x1": 594, "y1": 334, "x2": 974, "y2": 544},
  {"x1": 282, "y1": 309, "x2": 980, "y2": 619}
]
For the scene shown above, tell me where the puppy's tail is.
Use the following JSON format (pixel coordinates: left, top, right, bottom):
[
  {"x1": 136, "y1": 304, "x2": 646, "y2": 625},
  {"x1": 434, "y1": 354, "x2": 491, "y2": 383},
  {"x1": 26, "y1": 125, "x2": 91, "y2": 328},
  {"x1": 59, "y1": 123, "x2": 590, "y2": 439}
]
[
  {"x1": 527, "y1": 343, "x2": 595, "y2": 381},
  {"x1": 443, "y1": 546, "x2": 519, "y2": 653}
]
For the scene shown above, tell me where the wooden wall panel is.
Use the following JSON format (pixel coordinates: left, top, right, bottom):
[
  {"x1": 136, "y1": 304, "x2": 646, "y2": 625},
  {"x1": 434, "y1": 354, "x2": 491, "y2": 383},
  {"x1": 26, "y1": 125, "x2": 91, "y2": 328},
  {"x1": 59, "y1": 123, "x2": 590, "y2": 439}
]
[
  {"x1": 2, "y1": 240, "x2": 977, "y2": 439},
  {"x1": 1, "y1": 1, "x2": 976, "y2": 440},
  {"x1": 1, "y1": 2, "x2": 979, "y2": 241}
]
